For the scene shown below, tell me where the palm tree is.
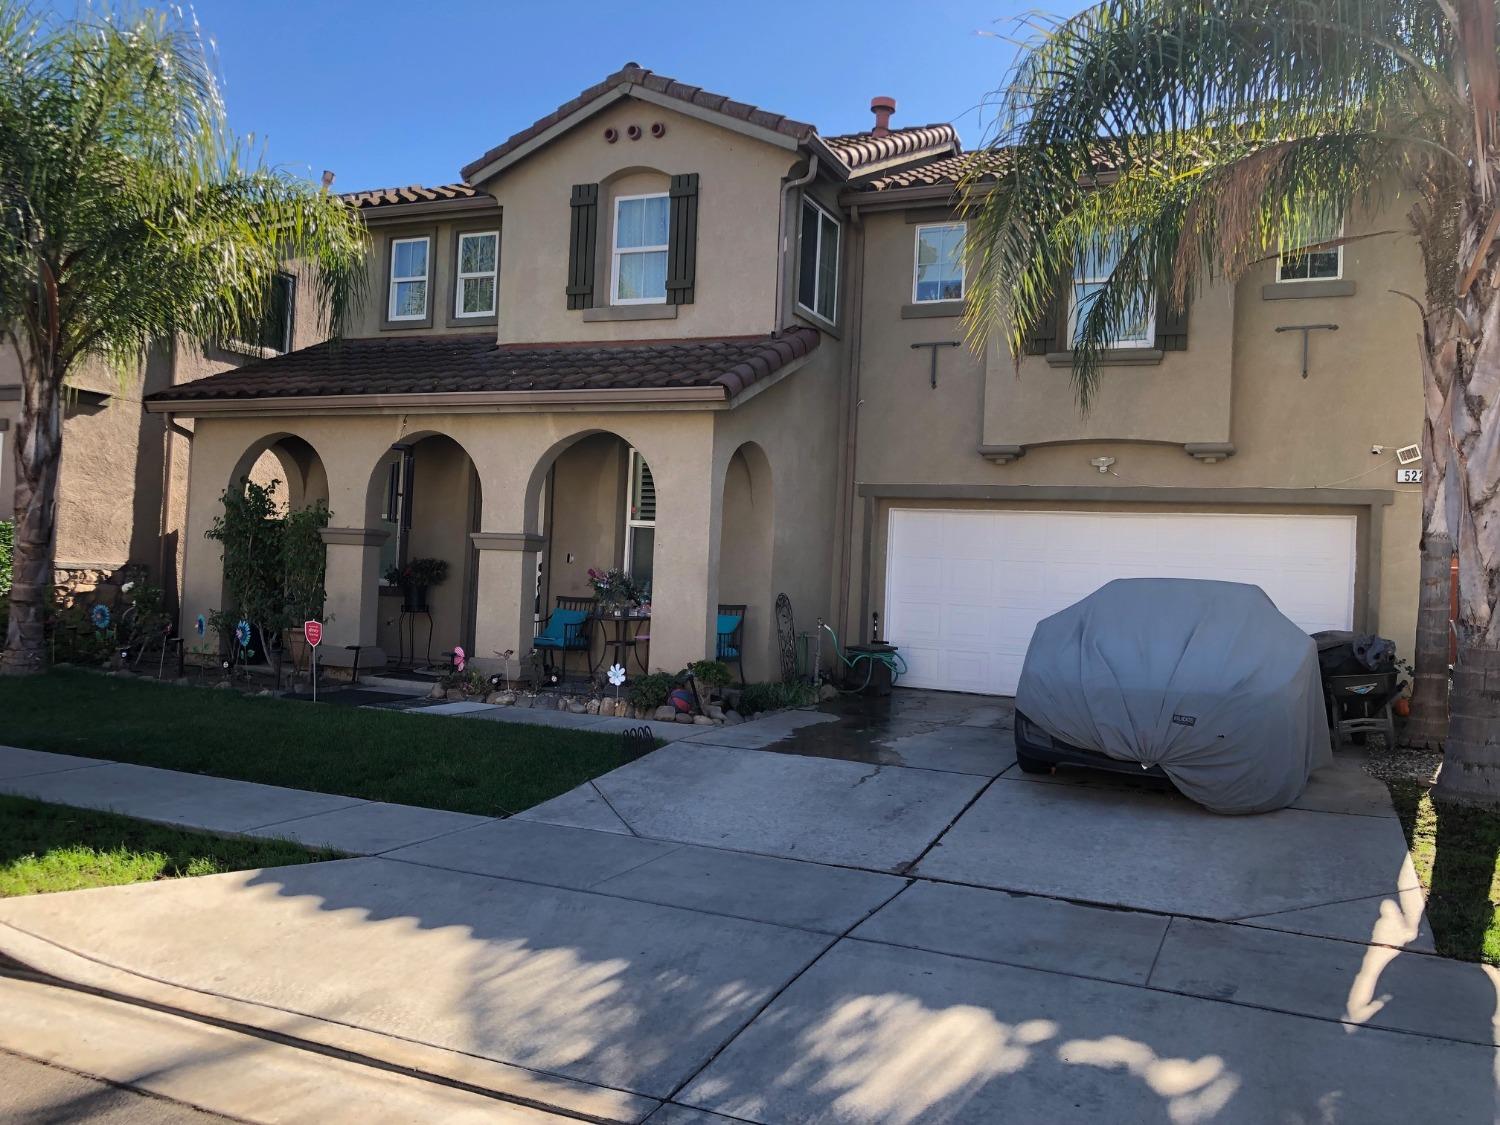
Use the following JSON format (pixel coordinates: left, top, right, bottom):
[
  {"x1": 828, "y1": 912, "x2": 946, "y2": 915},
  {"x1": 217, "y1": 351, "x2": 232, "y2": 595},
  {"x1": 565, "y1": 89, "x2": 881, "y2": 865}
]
[
  {"x1": 966, "y1": 0, "x2": 1500, "y2": 803},
  {"x1": 0, "y1": 4, "x2": 366, "y2": 675}
]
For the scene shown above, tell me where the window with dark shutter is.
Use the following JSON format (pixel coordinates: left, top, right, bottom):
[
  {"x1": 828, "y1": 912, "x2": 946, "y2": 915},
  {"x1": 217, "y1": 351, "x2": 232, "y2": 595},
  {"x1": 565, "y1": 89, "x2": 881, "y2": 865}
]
[
  {"x1": 1154, "y1": 285, "x2": 1190, "y2": 350},
  {"x1": 666, "y1": 173, "x2": 699, "y2": 305},
  {"x1": 566, "y1": 183, "x2": 599, "y2": 310}
]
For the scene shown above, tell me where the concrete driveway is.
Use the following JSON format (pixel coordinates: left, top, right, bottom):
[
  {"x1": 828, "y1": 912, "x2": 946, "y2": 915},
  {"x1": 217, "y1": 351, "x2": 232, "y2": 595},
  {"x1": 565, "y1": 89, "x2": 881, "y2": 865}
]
[{"x1": 1, "y1": 691, "x2": 1494, "y2": 1123}]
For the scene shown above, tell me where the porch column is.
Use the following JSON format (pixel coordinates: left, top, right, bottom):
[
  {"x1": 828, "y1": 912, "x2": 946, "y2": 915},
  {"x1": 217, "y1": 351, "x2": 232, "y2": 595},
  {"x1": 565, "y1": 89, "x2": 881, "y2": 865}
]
[
  {"x1": 645, "y1": 474, "x2": 721, "y2": 673},
  {"x1": 319, "y1": 527, "x2": 387, "y2": 653},
  {"x1": 471, "y1": 531, "x2": 543, "y2": 670}
]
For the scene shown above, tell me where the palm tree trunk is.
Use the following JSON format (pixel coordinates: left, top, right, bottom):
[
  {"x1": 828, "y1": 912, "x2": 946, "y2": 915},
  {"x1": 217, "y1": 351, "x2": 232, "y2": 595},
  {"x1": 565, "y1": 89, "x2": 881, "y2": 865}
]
[
  {"x1": 1433, "y1": 644, "x2": 1500, "y2": 804},
  {"x1": 1403, "y1": 532, "x2": 1453, "y2": 749},
  {"x1": 1, "y1": 353, "x2": 61, "y2": 676}
]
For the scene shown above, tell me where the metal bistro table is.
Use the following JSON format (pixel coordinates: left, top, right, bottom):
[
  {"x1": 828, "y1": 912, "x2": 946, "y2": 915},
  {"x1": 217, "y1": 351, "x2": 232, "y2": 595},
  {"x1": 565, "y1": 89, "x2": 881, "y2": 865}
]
[{"x1": 596, "y1": 607, "x2": 651, "y2": 676}]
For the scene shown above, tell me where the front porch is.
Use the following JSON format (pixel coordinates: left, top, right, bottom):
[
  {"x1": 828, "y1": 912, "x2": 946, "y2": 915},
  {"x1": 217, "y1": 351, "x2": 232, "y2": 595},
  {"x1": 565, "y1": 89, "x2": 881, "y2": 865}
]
[{"x1": 152, "y1": 331, "x2": 835, "y2": 687}]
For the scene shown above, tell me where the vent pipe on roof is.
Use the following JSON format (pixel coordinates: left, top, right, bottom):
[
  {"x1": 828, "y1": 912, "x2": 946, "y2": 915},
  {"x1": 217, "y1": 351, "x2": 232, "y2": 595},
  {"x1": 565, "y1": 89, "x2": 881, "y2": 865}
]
[
  {"x1": 870, "y1": 96, "x2": 896, "y2": 138},
  {"x1": 321, "y1": 169, "x2": 335, "y2": 190}
]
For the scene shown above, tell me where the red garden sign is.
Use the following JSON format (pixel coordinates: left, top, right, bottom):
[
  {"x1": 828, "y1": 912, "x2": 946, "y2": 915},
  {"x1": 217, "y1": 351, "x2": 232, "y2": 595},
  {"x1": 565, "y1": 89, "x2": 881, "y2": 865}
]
[{"x1": 304, "y1": 620, "x2": 323, "y2": 647}]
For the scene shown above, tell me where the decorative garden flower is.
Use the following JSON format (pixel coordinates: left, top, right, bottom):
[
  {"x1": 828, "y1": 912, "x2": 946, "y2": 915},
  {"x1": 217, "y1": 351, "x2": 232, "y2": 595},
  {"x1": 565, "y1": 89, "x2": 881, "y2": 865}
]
[
  {"x1": 234, "y1": 620, "x2": 251, "y2": 648},
  {"x1": 453, "y1": 646, "x2": 466, "y2": 672},
  {"x1": 89, "y1": 604, "x2": 110, "y2": 630},
  {"x1": 608, "y1": 663, "x2": 626, "y2": 687}
]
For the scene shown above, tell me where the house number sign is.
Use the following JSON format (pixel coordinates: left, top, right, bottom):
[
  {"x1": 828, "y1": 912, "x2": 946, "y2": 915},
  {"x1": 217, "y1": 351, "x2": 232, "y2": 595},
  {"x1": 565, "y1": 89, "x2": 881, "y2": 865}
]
[{"x1": 1396, "y1": 468, "x2": 1423, "y2": 484}]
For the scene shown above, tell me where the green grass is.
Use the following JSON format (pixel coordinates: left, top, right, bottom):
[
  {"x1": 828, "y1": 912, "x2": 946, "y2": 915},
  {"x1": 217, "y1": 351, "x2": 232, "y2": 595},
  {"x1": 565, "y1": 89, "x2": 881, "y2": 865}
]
[
  {"x1": 0, "y1": 794, "x2": 338, "y2": 897},
  {"x1": 0, "y1": 669, "x2": 625, "y2": 817},
  {"x1": 1388, "y1": 780, "x2": 1500, "y2": 964}
]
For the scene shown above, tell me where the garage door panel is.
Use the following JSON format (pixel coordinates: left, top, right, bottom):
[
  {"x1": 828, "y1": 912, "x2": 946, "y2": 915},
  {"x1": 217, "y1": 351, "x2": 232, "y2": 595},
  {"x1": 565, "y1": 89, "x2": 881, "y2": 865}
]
[{"x1": 886, "y1": 509, "x2": 1356, "y2": 695}]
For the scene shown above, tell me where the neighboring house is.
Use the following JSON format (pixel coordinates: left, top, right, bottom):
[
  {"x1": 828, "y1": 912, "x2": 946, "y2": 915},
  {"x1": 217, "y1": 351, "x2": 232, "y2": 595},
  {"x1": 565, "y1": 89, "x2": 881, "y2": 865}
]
[
  {"x1": 0, "y1": 278, "x2": 319, "y2": 610},
  {"x1": 138, "y1": 62, "x2": 1423, "y2": 694}
]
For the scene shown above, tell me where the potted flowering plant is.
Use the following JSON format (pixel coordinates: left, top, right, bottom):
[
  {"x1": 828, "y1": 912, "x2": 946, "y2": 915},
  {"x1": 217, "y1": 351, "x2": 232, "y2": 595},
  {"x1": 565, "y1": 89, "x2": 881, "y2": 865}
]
[
  {"x1": 384, "y1": 557, "x2": 448, "y2": 612},
  {"x1": 587, "y1": 566, "x2": 646, "y2": 614}
]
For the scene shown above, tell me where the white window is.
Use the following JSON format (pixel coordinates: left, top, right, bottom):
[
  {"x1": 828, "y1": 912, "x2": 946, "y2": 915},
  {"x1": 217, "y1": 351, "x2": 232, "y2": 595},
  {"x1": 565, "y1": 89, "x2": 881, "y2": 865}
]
[
  {"x1": 1069, "y1": 237, "x2": 1154, "y2": 348},
  {"x1": 611, "y1": 194, "x2": 670, "y2": 304},
  {"x1": 1279, "y1": 215, "x2": 1343, "y2": 282},
  {"x1": 624, "y1": 448, "x2": 656, "y2": 589},
  {"x1": 913, "y1": 222, "x2": 966, "y2": 302},
  {"x1": 388, "y1": 237, "x2": 429, "y2": 321},
  {"x1": 454, "y1": 231, "x2": 498, "y2": 318},
  {"x1": 797, "y1": 198, "x2": 840, "y2": 323}
]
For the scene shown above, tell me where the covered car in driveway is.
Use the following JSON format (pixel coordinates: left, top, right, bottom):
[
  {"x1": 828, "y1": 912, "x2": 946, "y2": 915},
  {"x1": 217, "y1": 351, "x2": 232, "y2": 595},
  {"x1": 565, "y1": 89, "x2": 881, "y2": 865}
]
[{"x1": 1014, "y1": 578, "x2": 1332, "y2": 814}]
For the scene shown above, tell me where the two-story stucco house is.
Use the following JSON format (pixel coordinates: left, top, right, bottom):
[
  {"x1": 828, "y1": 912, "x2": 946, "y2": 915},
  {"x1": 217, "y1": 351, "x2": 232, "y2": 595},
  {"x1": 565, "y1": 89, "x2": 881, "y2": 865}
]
[{"x1": 141, "y1": 63, "x2": 1424, "y2": 695}]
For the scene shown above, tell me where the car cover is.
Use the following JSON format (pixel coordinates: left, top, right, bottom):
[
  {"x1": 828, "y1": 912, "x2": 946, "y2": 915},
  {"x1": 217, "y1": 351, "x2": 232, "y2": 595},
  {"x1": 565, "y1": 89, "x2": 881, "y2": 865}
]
[{"x1": 1016, "y1": 578, "x2": 1331, "y2": 815}]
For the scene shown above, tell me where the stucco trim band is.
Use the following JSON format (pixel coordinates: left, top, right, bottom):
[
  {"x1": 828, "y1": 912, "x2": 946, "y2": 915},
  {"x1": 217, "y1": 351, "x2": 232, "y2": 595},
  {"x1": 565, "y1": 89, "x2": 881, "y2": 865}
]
[
  {"x1": 471, "y1": 532, "x2": 547, "y2": 553},
  {"x1": 1261, "y1": 279, "x2": 1357, "y2": 300},
  {"x1": 581, "y1": 304, "x2": 679, "y2": 322},
  {"x1": 320, "y1": 527, "x2": 391, "y2": 547}
]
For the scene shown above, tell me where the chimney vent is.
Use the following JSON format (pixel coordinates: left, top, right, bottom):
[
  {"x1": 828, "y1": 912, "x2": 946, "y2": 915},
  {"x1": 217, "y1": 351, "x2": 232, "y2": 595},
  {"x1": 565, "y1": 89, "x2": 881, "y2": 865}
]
[
  {"x1": 870, "y1": 96, "x2": 896, "y2": 138},
  {"x1": 320, "y1": 169, "x2": 336, "y2": 190}
]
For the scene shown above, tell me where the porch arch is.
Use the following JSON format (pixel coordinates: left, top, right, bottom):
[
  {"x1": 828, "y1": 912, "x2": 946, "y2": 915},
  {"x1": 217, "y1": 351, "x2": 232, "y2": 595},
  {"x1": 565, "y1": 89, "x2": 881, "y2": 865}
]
[{"x1": 716, "y1": 442, "x2": 774, "y2": 682}]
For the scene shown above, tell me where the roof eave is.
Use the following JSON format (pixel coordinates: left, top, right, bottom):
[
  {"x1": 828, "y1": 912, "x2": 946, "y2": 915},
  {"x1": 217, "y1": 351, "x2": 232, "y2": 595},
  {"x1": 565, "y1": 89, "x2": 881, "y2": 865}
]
[
  {"x1": 355, "y1": 195, "x2": 500, "y2": 222},
  {"x1": 144, "y1": 383, "x2": 733, "y2": 417}
]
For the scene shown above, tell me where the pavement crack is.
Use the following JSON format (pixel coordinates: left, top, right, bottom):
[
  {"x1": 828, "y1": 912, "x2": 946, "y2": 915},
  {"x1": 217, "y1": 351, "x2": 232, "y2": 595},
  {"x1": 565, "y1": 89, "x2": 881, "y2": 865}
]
[{"x1": 588, "y1": 781, "x2": 640, "y2": 837}]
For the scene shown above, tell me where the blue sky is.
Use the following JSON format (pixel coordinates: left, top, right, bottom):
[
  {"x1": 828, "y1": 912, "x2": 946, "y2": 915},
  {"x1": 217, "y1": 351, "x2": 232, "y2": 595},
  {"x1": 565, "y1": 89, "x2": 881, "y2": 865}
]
[{"x1": 49, "y1": 0, "x2": 1081, "y2": 192}]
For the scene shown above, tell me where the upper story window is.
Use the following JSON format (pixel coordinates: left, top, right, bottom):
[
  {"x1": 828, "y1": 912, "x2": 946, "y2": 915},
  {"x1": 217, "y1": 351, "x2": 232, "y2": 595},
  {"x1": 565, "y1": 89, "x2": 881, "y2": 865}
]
[
  {"x1": 388, "y1": 236, "x2": 430, "y2": 321},
  {"x1": 455, "y1": 231, "x2": 499, "y2": 318},
  {"x1": 1279, "y1": 215, "x2": 1342, "y2": 282},
  {"x1": 241, "y1": 272, "x2": 294, "y2": 354},
  {"x1": 798, "y1": 198, "x2": 840, "y2": 323},
  {"x1": 913, "y1": 222, "x2": 965, "y2": 303},
  {"x1": 1069, "y1": 238, "x2": 1154, "y2": 348},
  {"x1": 612, "y1": 193, "x2": 670, "y2": 304}
]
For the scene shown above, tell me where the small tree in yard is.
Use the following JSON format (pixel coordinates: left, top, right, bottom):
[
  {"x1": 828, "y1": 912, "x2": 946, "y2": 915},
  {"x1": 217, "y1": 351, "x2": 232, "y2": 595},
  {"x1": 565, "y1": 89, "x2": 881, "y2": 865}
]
[
  {"x1": 966, "y1": 0, "x2": 1500, "y2": 804},
  {"x1": 0, "y1": 3, "x2": 366, "y2": 675}
]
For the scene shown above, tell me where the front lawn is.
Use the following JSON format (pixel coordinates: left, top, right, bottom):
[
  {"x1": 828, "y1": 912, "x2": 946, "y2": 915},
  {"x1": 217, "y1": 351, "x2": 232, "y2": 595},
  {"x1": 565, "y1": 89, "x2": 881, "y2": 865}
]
[
  {"x1": 0, "y1": 794, "x2": 338, "y2": 897},
  {"x1": 0, "y1": 670, "x2": 625, "y2": 817},
  {"x1": 1388, "y1": 780, "x2": 1500, "y2": 964}
]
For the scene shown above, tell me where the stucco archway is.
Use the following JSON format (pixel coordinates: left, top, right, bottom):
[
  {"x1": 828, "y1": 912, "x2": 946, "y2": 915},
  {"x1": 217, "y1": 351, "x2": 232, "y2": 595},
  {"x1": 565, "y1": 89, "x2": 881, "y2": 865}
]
[
  {"x1": 364, "y1": 431, "x2": 482, "y2": 667},
  {"x1": 716, "y1": 442, "x2": 774, "y2": 682}
]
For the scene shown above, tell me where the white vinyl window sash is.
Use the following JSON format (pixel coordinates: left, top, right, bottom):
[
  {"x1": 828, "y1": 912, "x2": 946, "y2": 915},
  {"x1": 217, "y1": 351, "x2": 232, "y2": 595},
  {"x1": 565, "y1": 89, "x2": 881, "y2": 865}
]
[
  {"x1": 1279, "y1": 218, "x2": 1343, "y2": 282},
  {"x1": 1068, "y1": 239, "x2": 1154, "y2": 348},
  {"x1": 612, "y1": 193, "x2": 670, "y2": 305},
  {"x1": 797, "y1": 198, "x2": 840, "y2": 323},
  {"x1": 913, "y1": 222, "x2": 966, "y2": 303},
  {"x1": 624, "y1": 448, "x2": 656, "y2": 587},
  {"x1": 388, "y1": 237, "x2": 430, "y2": 321},
  {"x1": 454, "y1": 231, "x2": 498, "y2": 318}
]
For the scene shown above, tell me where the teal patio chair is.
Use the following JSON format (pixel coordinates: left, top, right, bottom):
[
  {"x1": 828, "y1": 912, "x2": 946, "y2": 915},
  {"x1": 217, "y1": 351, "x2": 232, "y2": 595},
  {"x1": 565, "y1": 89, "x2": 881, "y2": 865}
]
[
  {"x1": 716, "y1": 604, "x2": 746, "y2": 684},
  {"x1": 534, "y1": 596, "x2": 596, "y2": 682}
]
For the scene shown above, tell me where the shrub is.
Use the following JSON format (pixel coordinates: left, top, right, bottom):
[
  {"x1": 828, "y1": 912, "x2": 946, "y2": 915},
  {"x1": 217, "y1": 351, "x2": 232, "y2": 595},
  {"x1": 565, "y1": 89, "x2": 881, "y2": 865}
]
[
  {"x1": 738, "y1": 680, "x2": 819, "y2": 716},
  {"x1": 0, "y1": 519, "x2": 12, "y2": 597},
  {"x1": 688, "y1": 659, "x2": 732, "y2": 688},
  {"x1": 627, "y1": 671, "x2": 678, "y2": 710}
]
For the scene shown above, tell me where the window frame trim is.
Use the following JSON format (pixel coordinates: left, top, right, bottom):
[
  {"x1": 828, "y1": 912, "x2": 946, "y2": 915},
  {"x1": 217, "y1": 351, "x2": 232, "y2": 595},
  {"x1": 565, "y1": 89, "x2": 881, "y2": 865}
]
[
  {"x1": 610, "y1": 192, "x2": 671, "y2": 307},
  {"x1": 452, "y1": 229, "x2": 499, "y2": 319},
  {"x1": 796, "y1": 195, "x2": 841, "y2": 325},
  {"x1": 623, "y1": 447, "x2": 656, "y2": 580},
  {"x1": 911, "y1": 221, "x2": 967, "y2": 304},
  {"x1": 1067, "y1": 248, "x2": 1156, "y2": 350},
  {"x1": 387, "y1": 235, "x2": 432, "y2": 322},
  {"x1": 1277, "y1": 220, "x2": 1345, "y2": 283}
]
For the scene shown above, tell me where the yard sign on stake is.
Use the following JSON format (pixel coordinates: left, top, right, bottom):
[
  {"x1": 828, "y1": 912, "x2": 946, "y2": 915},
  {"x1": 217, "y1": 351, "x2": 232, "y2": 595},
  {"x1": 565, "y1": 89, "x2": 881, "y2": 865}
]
[{"x1": 305, "y1": 620, "x2": 322, "y2": 702}]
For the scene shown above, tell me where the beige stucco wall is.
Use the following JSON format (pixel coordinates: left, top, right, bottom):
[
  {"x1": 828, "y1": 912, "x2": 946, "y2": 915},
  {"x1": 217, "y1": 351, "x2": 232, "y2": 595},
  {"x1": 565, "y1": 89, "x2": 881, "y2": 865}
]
[
  {"x1": 545, "y1": 433, "x2": 626, "y2": 602},
  {"x1": 476, "y1": 95, "x2": 792, "y2": 343},
  {"x1": 847, "y1": 197, "x2": 1426, "y2": 663}
]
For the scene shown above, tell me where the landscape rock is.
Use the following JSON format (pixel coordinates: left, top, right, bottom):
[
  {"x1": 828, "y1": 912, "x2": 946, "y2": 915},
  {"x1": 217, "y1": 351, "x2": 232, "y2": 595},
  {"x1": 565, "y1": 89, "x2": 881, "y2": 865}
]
[
  {"x1": 426, "y1": 683, "x2": 447, "y2": 700},
  {"x1": 568, "y1": 702, "x2": 588, "y2": 714},
  {"x1": 597, "y1": 698, "x2": 616, "y2": 717},
  {"x1": 585, "y1": 699, "x2": 601, "y2": 715},
  {"x1": 674, "y1": 713, "x2": 695, "y2": 725},
  {"x1": 256, "y1": 689, "x2": 274, "y2": 697},
  {"x1": 693, "y1": 715, "x2": 715, "y2": 726},
  {"x1": 818, "y1": 682, "x2": 839, "y2": 702},
  {"x1": 654, "y1": 705, "x2": 678, "y2": 722},
  {"x1": 722, "y1": 710, "x2": 744, "y2": 726},
  {"x1": 705, "y1": 705, "x2": 726, "y2": 721},
  {"x1": 214, "y1": 680, "x2": 232, "y2": 690},
  {"x1": 514, "y1": 694, "x2": 534, "y2": 709},
  {"x1": 445, "y1": 688, "x2": 465, "y2": 701}
]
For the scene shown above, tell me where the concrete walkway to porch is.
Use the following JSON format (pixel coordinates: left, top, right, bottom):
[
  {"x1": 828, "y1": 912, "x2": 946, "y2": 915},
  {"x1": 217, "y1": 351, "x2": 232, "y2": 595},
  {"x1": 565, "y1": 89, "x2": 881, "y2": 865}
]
[{"x1": 1, "y1": 692, "x2": 1495, "y2": 1122}]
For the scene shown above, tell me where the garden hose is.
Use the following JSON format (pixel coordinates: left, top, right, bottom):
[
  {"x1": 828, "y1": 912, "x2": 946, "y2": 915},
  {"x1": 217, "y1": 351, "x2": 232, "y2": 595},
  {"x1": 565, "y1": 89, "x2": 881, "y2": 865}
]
[{"x1": 818, "y1": 622, "x2": 908, "y2": 693}]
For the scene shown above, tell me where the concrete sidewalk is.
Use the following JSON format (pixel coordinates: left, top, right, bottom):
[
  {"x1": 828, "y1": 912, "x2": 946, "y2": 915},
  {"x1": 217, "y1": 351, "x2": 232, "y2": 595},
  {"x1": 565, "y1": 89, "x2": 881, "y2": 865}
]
[
  {"x1": 0, "y1": 745, "x2": 492, "y2": 854},
  {"x1": 1, "y1": 692, "x2": 1495, "y2": 1123}
]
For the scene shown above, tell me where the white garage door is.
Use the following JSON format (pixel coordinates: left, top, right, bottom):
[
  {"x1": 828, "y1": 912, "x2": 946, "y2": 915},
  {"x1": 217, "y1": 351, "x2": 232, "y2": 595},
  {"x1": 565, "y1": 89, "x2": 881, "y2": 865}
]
[{"x1": 884, "y1": 509, "x2": 1357, "y2": 696}]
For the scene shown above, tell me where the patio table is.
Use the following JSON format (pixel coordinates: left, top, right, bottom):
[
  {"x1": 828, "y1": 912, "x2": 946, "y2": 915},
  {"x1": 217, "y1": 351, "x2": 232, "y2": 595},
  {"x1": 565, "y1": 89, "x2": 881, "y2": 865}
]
[{"x1": 596, "y1": 609, "x2": 651, "y2": 676}]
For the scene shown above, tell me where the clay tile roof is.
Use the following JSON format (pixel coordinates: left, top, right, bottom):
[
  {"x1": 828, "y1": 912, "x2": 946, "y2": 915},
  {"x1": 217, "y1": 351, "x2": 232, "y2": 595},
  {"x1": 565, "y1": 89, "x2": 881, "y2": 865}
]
[
  {"x1": 857, "y1": 151, "x2": 1012, "y2": 193},
  {"x1": 461, "y1": 62, "x2": 817, "y2": 181},
  {"x1": 822, "y1": 124, "x2": 960, "y2": 172},
  {"x1": 339, "y1": 183, "x2": 482, "y2": 211},
  {"x1": 146, "y1": 329, "x2": 821, "y2": 404}
]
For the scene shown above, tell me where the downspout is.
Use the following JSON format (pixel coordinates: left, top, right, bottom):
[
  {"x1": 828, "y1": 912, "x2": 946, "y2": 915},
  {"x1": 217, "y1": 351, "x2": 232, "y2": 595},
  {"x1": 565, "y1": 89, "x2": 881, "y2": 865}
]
[
  {"x1": 835, "y1": 203, "x2": 866, "y2": 642},
  {"x1": 774, "y1": 154, "x2": 818, "y2": 331}
]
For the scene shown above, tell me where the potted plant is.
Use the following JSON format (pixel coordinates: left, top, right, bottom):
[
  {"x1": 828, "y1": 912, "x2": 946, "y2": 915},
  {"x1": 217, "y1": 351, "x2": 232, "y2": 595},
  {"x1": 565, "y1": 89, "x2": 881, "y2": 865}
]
[
  {"x1": 688, "y1": 659, "x2": 732, "y2": 709},
  {"x1": 586, "y1": 566, "x2": 646, "y2": 615},
  {"x1": 385, "y1": 558, "x2": 448, "y2": 612}
]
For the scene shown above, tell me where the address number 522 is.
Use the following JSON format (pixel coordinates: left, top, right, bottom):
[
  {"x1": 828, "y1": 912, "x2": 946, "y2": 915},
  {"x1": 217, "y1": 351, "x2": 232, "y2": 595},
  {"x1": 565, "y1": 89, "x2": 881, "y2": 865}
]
[{"x1": 1397, "y1": 468, "x2": 1424, "y2": 484}]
